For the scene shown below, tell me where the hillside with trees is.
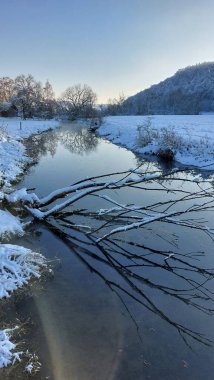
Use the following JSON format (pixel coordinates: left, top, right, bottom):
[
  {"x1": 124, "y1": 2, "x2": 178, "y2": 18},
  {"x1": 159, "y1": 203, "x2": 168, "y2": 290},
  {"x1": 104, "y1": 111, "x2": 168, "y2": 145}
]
[{"x1": 122, "y1": 62, "x2": 214, "y2": 115}]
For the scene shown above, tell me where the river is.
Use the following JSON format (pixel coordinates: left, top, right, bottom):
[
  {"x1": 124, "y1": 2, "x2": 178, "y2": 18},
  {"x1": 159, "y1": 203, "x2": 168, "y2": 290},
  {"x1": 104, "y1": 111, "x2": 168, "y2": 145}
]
[{"x1": 7, "y1": 122, "x2": 214, "y2": 380}]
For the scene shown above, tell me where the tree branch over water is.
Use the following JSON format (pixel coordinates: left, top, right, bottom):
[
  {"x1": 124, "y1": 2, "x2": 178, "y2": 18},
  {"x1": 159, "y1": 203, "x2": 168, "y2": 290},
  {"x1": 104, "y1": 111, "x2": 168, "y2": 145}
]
[{"x1": 2, "y1": 166, "x2": 214, "y2": 347}]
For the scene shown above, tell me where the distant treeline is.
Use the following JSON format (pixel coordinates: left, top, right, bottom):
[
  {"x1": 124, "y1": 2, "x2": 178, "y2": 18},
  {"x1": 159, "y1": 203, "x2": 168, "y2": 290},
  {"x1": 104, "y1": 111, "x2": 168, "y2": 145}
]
[
  {"x1": 105, "y1": 62, "x2": 214, "y2": 116},
  {"x1": 3, "y1": 63, "x2": 214, "y2": 120},
  {"x1": 0, "y1": 75, "x2": 98, "y2": 120}
]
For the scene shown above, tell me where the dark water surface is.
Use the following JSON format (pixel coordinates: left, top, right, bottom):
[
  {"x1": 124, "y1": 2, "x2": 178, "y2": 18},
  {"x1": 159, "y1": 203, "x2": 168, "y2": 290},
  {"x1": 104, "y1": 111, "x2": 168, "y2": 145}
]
[{"x1": 11, "y1": 123, "x2": 214, "y2": 379}]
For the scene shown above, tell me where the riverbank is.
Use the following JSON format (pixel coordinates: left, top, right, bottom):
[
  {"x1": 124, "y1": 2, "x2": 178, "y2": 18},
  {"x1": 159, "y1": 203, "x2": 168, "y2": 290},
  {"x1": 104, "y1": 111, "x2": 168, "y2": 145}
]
[
  {"x1": 0, "y1": 117, "x2": 60, "y2": 189},
  {"x1": 98, "y1": 115, "x2": 214, "y2": 169},
  {"x1": 0, "y1": 117, "x2": 59, "y2": 371}
]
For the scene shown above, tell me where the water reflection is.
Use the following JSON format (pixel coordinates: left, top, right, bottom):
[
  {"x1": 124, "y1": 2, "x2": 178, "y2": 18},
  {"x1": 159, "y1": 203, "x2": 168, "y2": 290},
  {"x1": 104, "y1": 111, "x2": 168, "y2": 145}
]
[
  {"x1": 46, "y1": 218, "x2": 214, "y2": 350},
  {"x1": 26, "y1": 123, "x2": 99, "y2": 162},
  {"x1": 57, "y1": 127, "x2": 98, "y2": 155}
]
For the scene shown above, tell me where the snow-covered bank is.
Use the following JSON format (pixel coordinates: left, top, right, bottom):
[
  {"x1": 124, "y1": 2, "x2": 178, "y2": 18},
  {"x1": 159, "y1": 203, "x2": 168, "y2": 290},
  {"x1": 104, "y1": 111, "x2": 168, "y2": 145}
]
[
  {"x1": 0, "y1": 118, "x2": 58, "y2": 369},
  {"x1": 0, "y1": 117, "x2": 59, "y2": 188},
  {"x1": 0, "y1": 327, "x2": 21, "y2": 368},
  {"x1": 0, "y1": 244, "x2": 46, "y2": 368},
  {"x1": 0, "y1": 210, "x2": 24, "y2": 239},
  {"x1": 0, "y1": 244, "x2": 46, "y2": 299},
  {"x1": 98, "y1": 115, "x2": 214, "y2": 169},
  {"x1": 0, "y1": 117, "x2": 48, "y2": 321}
]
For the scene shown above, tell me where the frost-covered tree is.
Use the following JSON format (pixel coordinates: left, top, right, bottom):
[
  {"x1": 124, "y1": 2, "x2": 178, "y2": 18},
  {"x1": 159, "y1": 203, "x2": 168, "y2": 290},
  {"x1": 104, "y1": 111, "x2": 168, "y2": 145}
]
[
  {"x1": 0, "y1": 77, "x2": 14, "y2": 102},
  {"x1": 0, "y1": 75, "x2": 57, "y2": 119},
  {"x1": 43, "y1": 80, "x2": 54, "y2": 100},
  {"x1": 61, "y1": 84, "x2": 97, "y2": 119},
  {"x1": 12, "y1": 75, "x2": 43, "y2": 119},
  {"x1": 37, "y1": 80, "x2": 56, "y2": 119},
  {"x1": 43, "y1": 80, "x2": 56, "y2": 118}
]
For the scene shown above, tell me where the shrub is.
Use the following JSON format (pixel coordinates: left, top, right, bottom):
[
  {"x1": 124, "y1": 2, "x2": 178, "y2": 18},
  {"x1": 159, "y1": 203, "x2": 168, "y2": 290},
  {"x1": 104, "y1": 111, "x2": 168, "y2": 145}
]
[
  {"x1": 137, "y1": 117, "x2": 159, "y2": 147},
  {"x1": 137, "y1": 118, "x2": 184, "y2": 161},
  {"x1": 159, "y1": 127, "x2": 182, "y2": 152},
  {"x1": 157, "y1": 127, "x2": 183, "y2": 161}
]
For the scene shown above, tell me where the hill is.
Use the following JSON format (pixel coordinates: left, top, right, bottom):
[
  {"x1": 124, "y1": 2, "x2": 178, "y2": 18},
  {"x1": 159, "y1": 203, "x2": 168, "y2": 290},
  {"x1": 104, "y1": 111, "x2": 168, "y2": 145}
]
[{"x1": 124, "y1": 62, "x2": 214, "y2": 115}]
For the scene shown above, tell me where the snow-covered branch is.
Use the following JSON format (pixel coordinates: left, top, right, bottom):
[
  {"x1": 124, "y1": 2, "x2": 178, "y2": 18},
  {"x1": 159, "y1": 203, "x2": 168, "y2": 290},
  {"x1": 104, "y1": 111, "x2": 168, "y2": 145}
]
[
  {"x1": 1, "y1": 166, "x2": 213, "y2": 350},
  {"x1": 0, "y1": 244, "x2": 46, "y2": 298},
  {"x1": 0, "y1": 327, "x2": 21, "y2": 368}
]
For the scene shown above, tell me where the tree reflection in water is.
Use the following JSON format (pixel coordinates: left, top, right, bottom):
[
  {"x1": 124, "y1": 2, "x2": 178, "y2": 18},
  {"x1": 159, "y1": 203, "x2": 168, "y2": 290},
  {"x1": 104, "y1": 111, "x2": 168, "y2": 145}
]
[
  {"x1": 58, "y1": 128, "x2": 98, "y2": 155},
  {"x1": 25, "y1": 125, "x2": 99, "y2": 162},
  {"x1": 46, "y1": 220, "x2": 214, "y2": 349}
]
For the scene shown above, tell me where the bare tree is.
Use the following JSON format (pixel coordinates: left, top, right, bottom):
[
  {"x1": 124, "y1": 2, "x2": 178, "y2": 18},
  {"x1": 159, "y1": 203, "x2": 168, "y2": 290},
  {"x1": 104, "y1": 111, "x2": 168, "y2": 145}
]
[
  {"x1": 0, "y1": 77, "x2": 14, "y2": 103},
  {"x1": 105, "y1": 93, "x2": 127, "y2": 115},
  {"x1": 0, "y1": 74, "x2": 57, "y2": 119},
  {"x1": 43, "y1": 80, "x2": 54, "y2": 101},
  {"x1": 40, "y1": 80, "x2": 56, "y2": 119},
  {"x1": 13, "y1": 75, "x2": 43, "y2": 119},
  {"x1": 61, "y1": 84, "x2": 97, "y2": 120}
]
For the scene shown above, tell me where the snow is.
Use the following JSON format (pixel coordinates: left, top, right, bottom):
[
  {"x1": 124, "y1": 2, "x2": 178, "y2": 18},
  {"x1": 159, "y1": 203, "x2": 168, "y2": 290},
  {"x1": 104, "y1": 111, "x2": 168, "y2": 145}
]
[
  {"x1": 0, "y1": 130, "x2": 29, "y2": 188},
  {"x1": 25, "y1": 363, "x2": 33, "y2": 373},
  {"x1": 6, "y1": 188, "x2": 39, "y2": 205},
  {"x1": 26, "y1": 185, "x2": 106, "y2": 219},
  {"x1": 0, "y1": 117, "x2": 59, "y2": 139},
  {"x1": 0, "y1": 244, "x2": 46, "y2": 298},
  {"x1": 24, "y1": 352, "x2": 41, "y2": 374},
  {"x1": 0, "y1": 327, "x2": 21, "y2": 368},
  {"x1": 38, "y1": 180, "x2": 94, "y2": 206},
  {"x1": 26, "y1": 174, "x2": 159, "y2": 220},
  {"x1": 98, "y1": 115, "x2": 214, "y2": 169},
  {"x1": 96, "y1": 211, "x2": 176, "y2": 242},
  {"x1": 0, "y1": 210, "x2": 24, "y2": 239},
  {"x1": 0, "y1": 117, "x2": 59, "y2": 188},
  {"x1": 0, "y1": 244, "x2": 45, "y2": 368}
]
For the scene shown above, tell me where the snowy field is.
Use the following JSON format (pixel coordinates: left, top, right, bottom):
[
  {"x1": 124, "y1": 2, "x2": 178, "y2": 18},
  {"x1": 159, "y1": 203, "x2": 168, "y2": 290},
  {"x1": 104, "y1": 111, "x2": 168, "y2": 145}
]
[
  {"x1": 98, "y1": 115, "x2": 214, "y2": 169},
  {"x1": 0, "y1": 117, "x2": 59, "y2": 188}
]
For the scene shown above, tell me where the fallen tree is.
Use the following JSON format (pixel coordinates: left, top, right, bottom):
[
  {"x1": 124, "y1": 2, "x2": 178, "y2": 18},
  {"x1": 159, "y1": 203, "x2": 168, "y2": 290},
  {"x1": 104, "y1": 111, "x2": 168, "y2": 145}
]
[{"x1": 1, "y1": 166, "x2": 214, "y2": 347}]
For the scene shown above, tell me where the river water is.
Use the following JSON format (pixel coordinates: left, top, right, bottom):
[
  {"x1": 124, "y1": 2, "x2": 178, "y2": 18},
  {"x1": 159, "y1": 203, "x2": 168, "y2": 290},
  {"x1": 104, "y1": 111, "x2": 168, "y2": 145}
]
[{"x1": 8, "y1": 122, "x2": 214, "y2": 379}]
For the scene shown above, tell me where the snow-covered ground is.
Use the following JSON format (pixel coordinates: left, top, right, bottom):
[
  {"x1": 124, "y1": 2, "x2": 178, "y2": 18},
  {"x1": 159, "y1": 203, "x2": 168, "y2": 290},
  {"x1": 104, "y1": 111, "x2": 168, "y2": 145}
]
[
  {"x1": 0, "y1": 117, "x2": 58, "y2": 369},
  {"x1": 0, "y1": 117, "x2": 59, "y2": 188},
  {"x1": 98, "y1": 115, "x2": 214, "y2": 169},
  {"x1": 0, "y1": 210, "x2": 24, "y2": 240},
  {"x1": 0, "y1": 244, "x2": 46, "y2": 368}
]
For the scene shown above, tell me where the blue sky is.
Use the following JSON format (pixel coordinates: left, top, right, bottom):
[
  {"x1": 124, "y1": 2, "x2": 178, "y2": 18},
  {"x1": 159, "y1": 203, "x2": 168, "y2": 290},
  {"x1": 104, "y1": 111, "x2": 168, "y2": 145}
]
[{"x1": 1, "y1": 0, "x2": 214, "y2": 102}]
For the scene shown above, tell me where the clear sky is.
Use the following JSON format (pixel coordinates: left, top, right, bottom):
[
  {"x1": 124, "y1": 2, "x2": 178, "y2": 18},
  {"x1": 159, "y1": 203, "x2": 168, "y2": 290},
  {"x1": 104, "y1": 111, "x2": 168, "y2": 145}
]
[{"x1": 1, "y1": 0, "x2": 214, "y2": 102}]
